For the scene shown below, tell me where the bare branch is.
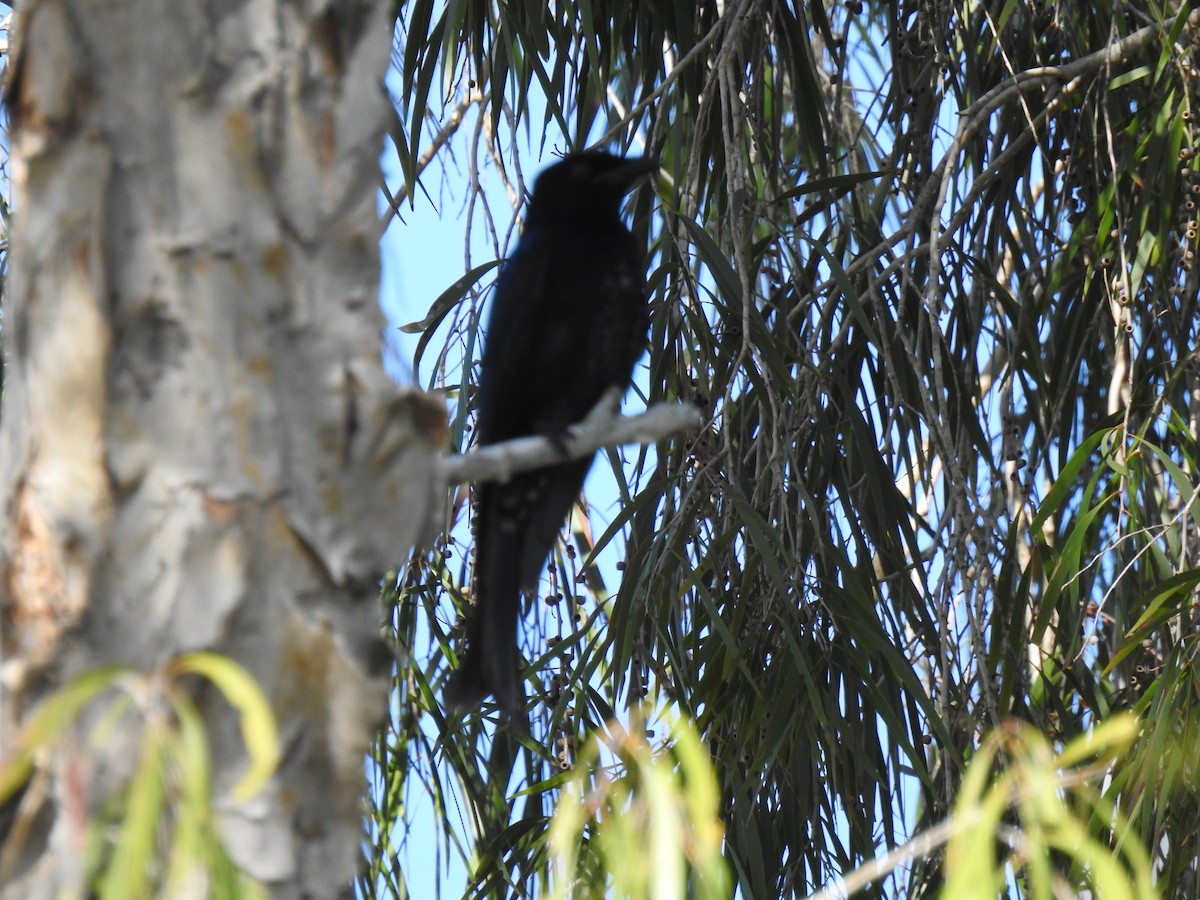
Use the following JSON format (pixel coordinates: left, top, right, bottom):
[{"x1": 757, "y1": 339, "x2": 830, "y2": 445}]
[{"x1": 437, "y1": 389, "x2": 703, "y2": 487}]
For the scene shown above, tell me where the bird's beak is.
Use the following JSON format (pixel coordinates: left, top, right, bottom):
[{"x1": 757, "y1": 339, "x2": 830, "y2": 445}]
[{"x1": 604, "y1": 157, "x2": 661, "y2": 192}]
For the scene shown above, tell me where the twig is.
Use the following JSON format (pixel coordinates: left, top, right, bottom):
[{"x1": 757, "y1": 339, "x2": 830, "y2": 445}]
[
  {"x1": 381, "y1": 91, "x2": 482, "y2": 231},
  {"x1": 804, "y1": 815, "x2": 960, "y2": 900}
]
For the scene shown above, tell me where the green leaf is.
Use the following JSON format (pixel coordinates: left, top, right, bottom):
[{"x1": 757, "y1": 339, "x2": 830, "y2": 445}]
[
  {"x1": 0, "y1": 666, "x2": 128, "y2": 804},
  {"x1": 171, "y1": 653, "x2": 280, "y2": 803},
  {"x1": 767, "y1": 168, "x2": 898, "y2": 204},
  {"x1": 1106, "y1": 568, "x2": 1200, "y2": 672},
  {"x1": 100, "y1": 729, "x2": 167, "y2": 900},
  {"x1": 1030, "y1": 427, "x2": 1114, "y2": 533},
  {"x1": 404, "y1": 258, "x2": 501, "y2": 380},
  {"x1": 677, "y1": 212, "x2": 742, "y2": 304}
]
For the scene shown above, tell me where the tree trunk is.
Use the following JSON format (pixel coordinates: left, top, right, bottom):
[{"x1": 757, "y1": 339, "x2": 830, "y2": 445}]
[{"x1": 0, "y1": 2, "x2": 437, "y2": 896}]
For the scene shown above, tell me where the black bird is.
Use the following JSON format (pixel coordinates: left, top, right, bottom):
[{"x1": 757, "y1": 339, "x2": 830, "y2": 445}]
[{"x1": 445, "y1": 151, "x2": 658, "y2": 715}]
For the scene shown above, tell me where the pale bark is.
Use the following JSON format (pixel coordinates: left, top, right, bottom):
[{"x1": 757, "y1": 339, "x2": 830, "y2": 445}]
[{"x1": 0, "y1": 1, "x2": 438, "y2": 896}]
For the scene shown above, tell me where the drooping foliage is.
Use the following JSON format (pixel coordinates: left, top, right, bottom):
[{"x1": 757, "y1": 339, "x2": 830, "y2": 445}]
[{"x1": 372, "y1": 2, "x2": 1200, "y2": 896}]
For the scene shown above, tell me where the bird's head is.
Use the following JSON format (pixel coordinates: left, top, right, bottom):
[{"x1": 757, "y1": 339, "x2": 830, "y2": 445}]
[{"x1": 524, "y1": 151, "x2": 659, "y2": 228}]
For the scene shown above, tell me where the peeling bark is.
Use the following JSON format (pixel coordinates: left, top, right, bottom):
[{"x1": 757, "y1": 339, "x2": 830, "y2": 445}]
[{"x1": 0, "y1": 2, "x2": 437, "y2": 896}]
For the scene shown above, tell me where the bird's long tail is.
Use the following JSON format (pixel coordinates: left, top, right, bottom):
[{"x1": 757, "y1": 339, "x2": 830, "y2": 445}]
[{"x1": 444, "y1": 487, "x2": 524, "y2": 715}]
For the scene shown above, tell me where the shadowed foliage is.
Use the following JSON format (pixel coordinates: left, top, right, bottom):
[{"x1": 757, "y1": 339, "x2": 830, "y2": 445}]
[{"x1": 370, "y1": 2, "x2": 1200, "y2": 896}]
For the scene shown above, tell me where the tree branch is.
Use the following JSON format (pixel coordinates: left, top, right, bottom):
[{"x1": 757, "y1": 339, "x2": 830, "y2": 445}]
[{"x1": 437, "y1": 389, "x2": 703, "y2": 487}]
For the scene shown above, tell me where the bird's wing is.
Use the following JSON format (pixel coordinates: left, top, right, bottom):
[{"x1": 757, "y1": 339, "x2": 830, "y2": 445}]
[
  {"x1": 476, "y1": 227, "x2": 647, "y2": 446},
  {"x1": 473, "y1": 229, "x2": 555, "y2": 445}
]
